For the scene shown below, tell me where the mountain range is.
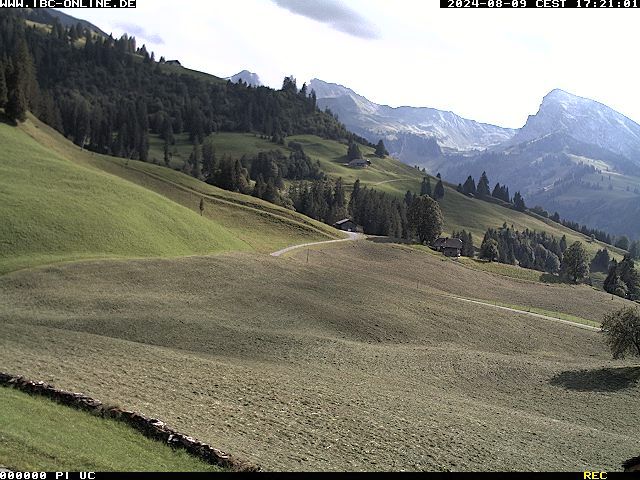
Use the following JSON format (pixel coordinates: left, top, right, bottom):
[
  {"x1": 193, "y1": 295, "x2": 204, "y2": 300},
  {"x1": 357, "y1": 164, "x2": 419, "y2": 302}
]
[
  {"x1": 309, "y1": 79, "x2": 515, "y2": 162},
  {"x1": 309, "y1": 80, "x2": 640, "y2": 239}
]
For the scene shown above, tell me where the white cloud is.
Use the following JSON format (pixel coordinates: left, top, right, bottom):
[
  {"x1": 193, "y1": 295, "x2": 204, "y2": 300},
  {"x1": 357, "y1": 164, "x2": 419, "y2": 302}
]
[{"x1": 270, "y1": 0, "x2": 380, "y2": 39}]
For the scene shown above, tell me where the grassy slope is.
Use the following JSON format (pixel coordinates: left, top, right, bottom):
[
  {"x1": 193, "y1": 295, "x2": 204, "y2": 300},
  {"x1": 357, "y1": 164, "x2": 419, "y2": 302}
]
[
  {"x1": 26, "y1": 117, "x2": 341, "y2": 248},
  {"x1": 0, "y1": 120, "x2": 251, "y2": 274},
  {"x1": 0, "y1": 117, "x2": 343, "y2": 274},
  {"x1": 154, "y1": 132, "x2": 622, "y2": 259},
  {"x1": 0, "y1": 387, "x2": 221, "y2": 472},
  {"x1": 0, "y1": 241, "x2": 637, "y2": 472}
]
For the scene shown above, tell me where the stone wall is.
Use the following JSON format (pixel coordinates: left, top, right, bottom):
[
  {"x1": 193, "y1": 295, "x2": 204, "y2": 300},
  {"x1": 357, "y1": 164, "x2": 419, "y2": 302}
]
[{"x1": 0, "y1": 372, "x2": 260, "y2": 472}]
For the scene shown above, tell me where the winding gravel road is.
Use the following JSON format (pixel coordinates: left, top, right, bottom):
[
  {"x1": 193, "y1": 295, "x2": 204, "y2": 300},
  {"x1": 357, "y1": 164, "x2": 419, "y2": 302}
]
[
  {"x1": 270, "y1": 231, "x2": 362, "y2": 257},
  {"x1": 449, "y1": 296, "x2": 600, "y2": 331}
]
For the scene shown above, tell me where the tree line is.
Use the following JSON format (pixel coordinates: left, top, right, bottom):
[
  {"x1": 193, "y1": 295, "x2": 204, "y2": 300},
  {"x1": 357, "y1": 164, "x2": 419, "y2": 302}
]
[
  {"x1": 479, "y1": 225, "x2": 566, "y2": 275},
  {"x1": 289, "y1": 178, "x2": 444, "y2": 243},
  {"x1": 457, "y1": 172, "x2": 526, "y2": 211}
]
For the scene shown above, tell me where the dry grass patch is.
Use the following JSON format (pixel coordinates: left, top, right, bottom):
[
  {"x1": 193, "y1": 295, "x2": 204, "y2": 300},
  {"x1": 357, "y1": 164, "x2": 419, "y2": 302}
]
[{"x1": 1, "y1": 242, "x2": 637, "y2": 471}]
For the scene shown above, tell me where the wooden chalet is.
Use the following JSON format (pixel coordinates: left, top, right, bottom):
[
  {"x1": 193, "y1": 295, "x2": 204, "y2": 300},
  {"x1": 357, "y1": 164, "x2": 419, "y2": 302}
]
[
  {"x1": 333, "y1": 219, "x2": 358, "y2": 232},
  {"x1": 347, "y1": 158, "x2": 371, "y2": 168},
  {"x1": 432, "y1": 237, "x2": 463, "y2": 257}
]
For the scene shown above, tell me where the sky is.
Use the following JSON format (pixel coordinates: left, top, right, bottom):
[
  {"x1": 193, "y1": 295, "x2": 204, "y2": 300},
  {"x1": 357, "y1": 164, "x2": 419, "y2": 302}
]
[{"x1": 59, "y1": 0, "x2": 640, "y2": 129}]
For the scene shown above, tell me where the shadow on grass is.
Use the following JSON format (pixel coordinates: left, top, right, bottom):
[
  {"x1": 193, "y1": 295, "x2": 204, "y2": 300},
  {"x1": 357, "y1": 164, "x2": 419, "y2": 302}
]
[
  {"x1": 550, "y1": 366, "x2": 640, "y2": 392},
  {"x1": 0, "y1": 110, "x2": 16, "y2": 126},
  {"x1": 538, "y1": 273, "x2": 565, "y2": 284},
  {"x1": 366, "y1": 236, "x2": 412, "y2": 245}
]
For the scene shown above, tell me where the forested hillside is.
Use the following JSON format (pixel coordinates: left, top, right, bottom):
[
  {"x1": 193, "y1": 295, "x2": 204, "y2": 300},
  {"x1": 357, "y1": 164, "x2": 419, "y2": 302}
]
[{"x1": 0, "y1": 9, "x2": 368, "y2": 162}]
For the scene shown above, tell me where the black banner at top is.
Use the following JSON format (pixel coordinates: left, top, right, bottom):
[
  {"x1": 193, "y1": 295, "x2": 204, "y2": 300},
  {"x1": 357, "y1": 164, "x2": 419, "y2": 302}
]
[
  {"x1": 0, "y1": 0, "x2": 136, "y2": 7},
  {"x1": 441, "y1": 0, "x2": 639, "y2": 7}
]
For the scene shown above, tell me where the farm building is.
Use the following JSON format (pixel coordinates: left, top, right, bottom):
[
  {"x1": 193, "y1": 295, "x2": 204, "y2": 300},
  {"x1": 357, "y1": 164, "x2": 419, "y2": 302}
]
[
  {"x1": 623, "y1": 456, "x2": 640, "y2": 472},
  {"x1": 432, "y1": 237, "x2": 463, "y2": 257},
  {"x1": 347, "y1": 158, "x2": 371, "y2": 168},
  {"x1": 165, "y1": 60, "x2": 182, "y2": 66},
  {"x1": 333, "y1": 219, "x2": 358, "y2": 232}
]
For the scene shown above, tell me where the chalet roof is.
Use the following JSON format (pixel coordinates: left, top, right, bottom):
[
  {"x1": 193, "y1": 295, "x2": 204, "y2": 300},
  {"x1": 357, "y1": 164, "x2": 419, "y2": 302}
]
[
  {"x1": 433, "y1": 237, "x2": 463, "y2": 249},
  {"x1": 335, "y1": 219, "x2": 355, "y2": 226},
  {"x1": 348, "y1": 158, "x2": 370, "y2": 166},
  {"x1": 623, "y1": 456, "x2": 640, "y2": 469}
]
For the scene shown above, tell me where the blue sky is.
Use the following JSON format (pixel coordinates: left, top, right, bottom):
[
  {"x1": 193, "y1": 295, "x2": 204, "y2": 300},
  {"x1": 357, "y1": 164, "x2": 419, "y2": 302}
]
[{"x1": 60, "y1": 0, "x2": 640, "y2": 128}]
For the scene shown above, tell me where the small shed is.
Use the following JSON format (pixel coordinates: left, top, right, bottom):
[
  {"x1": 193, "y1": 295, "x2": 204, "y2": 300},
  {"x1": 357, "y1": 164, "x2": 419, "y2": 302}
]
[
  {"x1": 334, "y1": 219, "x2": 357, "y2": 232},
  {"x1": 347, "y1": 158, "x2": 371, "y2": 168},
  {"x1": 432, "y1": 237, "x2": 463, "y2": 257},
  {"x1": 623, "y1": 456, "x2": 640, "y2": 472},
  {"x1": 166, "y1": 60, "x2": 182, "y2": 66}
]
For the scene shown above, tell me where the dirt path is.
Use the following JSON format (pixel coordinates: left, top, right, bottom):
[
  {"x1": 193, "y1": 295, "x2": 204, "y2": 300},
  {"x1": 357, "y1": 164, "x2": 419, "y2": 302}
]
[
  {"x1": 448, "y1": 296, "x2": 600, "y2": 332},
  {"x1": 271, "y1": 231, "x2": 362, "y2": 257}
]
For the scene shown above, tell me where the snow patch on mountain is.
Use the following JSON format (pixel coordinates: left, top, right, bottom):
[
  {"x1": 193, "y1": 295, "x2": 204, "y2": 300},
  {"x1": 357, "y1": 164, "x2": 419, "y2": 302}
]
[
  {"x1": 226, "y1": 70, "x2": 262, "y2": 87},
  {"x1": 310, "y1": 79, "x2": 515, "y2": 153}
]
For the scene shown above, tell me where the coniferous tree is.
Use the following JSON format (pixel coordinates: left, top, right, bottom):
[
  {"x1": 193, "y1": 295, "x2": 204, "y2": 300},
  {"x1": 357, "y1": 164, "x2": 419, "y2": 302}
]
[
  {"x1": 462, "y1": 176, "x2": 477, "y2": 196},
  {"x1": 454, "y1": 230, "x2": 474, "y2": 257},
  {"x1": 407, "y1": 195, "x2": 443, "y2": 244},
  {"x1": 201, "y1": 138, "x2": 217, "y2": 179},
  {"x1": 420, "y1": 177, "x2": 432, "y2": 197},
  {"x1": 349, "y1": 179, "x2": 361, "y2": 216},
  {"x1": 189, "y1": 143, "x2": 202, "y2": 179},
  {"x1": 252, "y1": 174, "x2": 267, "y2": 199},
  {"x1": 404, "y1": 190, "x2": 414, "y2": 207},
  {"x1": 0, "y1": 62, "x2": 7, "y2": 108},
  {"x1": 6, "y1": 35, "x2": 36, "y2": 123},
  {"x1": 331, "y1": 177, "x2": 347, "y2": 223},
  {"x1": 263, "y1": 177, "x2": 278, "y2": 203},
  {"x1": 591, "y1": 249, "x2": 611, "y2": 273},
  {"x1": 492, "y1": 183, "x2": 502, "y2": 199},
  {"x1": 618, "y1": 255, "x2": 640, "y2": 300},
  {"x1": 545, "y1": 253, "x2": 561, "y2": 274},
  {"x1": 477, "y1": 171, "x2": 490, "y2": 197},
  {"x1": 434, "y1": 180, "x2": 445, "y2": 200},
  {"x1": 347, "y1": 141, "x2": 362, "y2": 161},
  {"x1": 5, "y1": 63, "x2": 28, "y2": 123},
  {"x1": 604, "y1": 261, "x2": 628, "y2": 298},
  {"x1": 513, "y1": 191, "x2": 526, "y2": 212},
  {"x1": 374, "y1": 139, "x2": 388, "y2": 158},
  {"x1": 163, "y1": 140, "x2": 171, "y2": 167},
  {"x1": 560, "y1": 235, "x2": 568, "y2": 253}
]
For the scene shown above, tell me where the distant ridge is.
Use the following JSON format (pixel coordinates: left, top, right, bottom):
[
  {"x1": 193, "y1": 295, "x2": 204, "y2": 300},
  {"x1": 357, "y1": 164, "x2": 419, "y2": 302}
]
[
  {"x1": 226, "y1": 70, "x2": 262, "y2": 87},
  {"x1": 309, "y1": 78, "x2": 515, "y2": 169}
]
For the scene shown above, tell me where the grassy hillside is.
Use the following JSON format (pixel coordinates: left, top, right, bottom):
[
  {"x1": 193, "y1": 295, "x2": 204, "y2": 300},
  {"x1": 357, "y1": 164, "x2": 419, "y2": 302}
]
[
  {"x1": 0, "y1": 241, "x2": 636, "y2": 472},
  {"x1": 154, "y1": 131, "x2": 623, "y2": 258},
  {"x1": 0, "y1": 387, "x2": 222, "y2": 472},
  {"x1": 532, "y1": 168, "x2": 640, "y2": 240},
  {"x1": 0, "y1": 117, "x2": 343, "y2": 274},
  {"x1": 0, "y1": 121, "x2": 250, "y2": 274}
]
